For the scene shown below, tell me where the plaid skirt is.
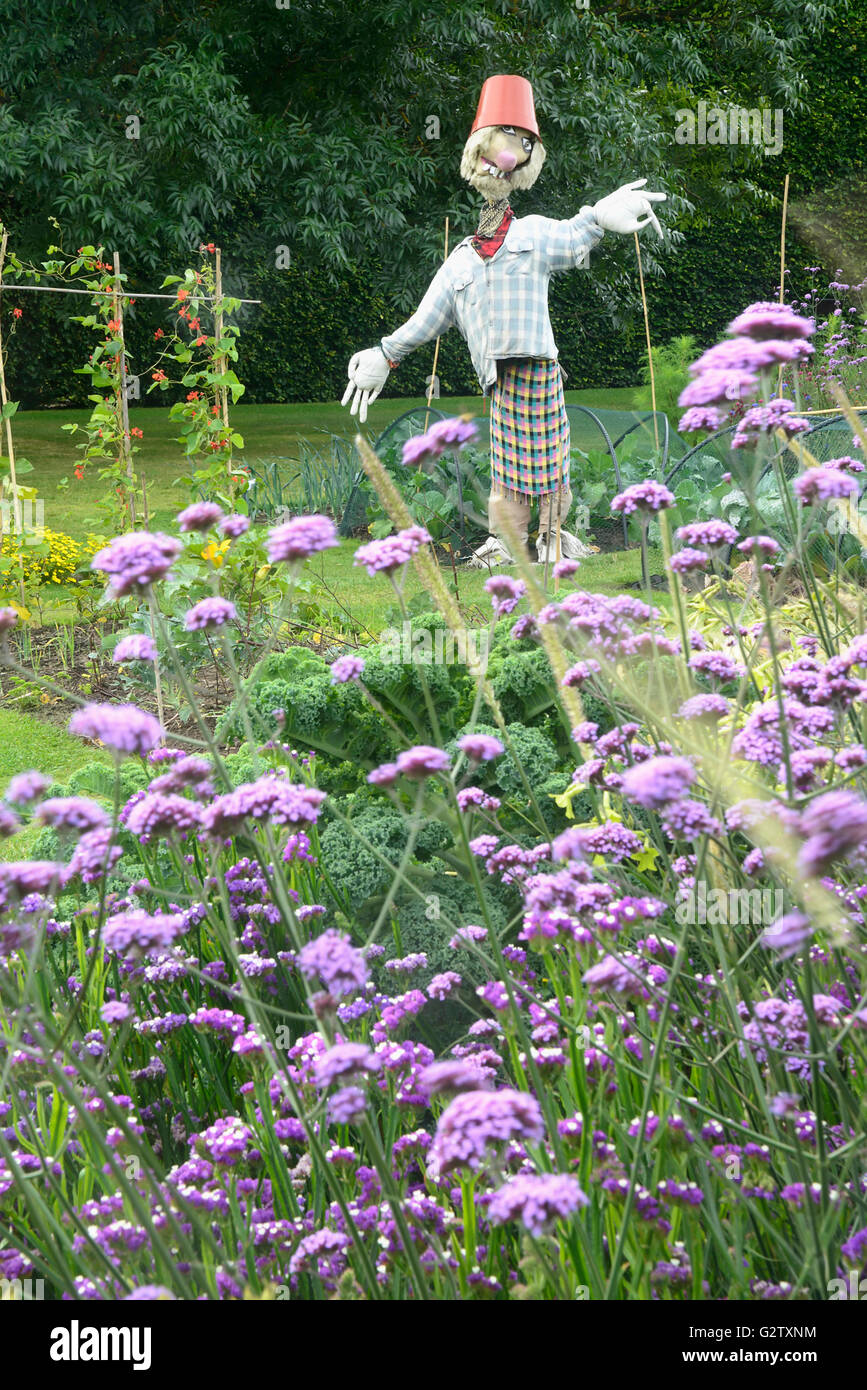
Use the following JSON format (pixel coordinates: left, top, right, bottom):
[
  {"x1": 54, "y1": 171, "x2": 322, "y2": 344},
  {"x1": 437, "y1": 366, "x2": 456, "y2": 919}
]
[{"x1": 490, "y1": 358, "x2": 570, "y2": 499}]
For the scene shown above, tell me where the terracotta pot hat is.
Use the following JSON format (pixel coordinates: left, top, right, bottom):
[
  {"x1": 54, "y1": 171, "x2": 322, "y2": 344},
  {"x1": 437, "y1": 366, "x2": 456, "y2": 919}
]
[{"x1": 470, "y1": 75, "x2": 540, "y2": 138}]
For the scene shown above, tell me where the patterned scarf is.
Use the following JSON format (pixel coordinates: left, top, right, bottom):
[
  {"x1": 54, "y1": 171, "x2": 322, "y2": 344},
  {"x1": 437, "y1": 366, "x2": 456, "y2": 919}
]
[{"x1": 472, "y1": 202, "x2": 513, "y2": 258}]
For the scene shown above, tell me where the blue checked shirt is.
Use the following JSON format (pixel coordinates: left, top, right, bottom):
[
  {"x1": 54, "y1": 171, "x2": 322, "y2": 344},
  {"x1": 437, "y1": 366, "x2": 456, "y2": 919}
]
[{"x1": 381, "y1": 208, "x2": 604, "y2": 392}]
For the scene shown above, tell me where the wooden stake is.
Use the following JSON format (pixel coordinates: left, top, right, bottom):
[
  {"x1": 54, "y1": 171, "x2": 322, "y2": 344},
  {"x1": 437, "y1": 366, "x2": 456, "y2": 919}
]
[
  {"x1": 779, "y1": 174, "x2": 790, "y2": 306},
  {"x1": 634, "y1": 231, "x2": 659, "y2": 453},
  {"x1": 543, "y1": 492, "x2": 554, "y2": 593},
  {"x1": 778, "y1": 173, "x2": 790, "y2": 398},
  {"x1": 423, "y1": 218, "x2": 449, "y2": 437},
  {"x1": 141, "y1": 471, "x2": 150, "y2": 528},
  {"x1": 148, "y1": 593, "x2": 166, "y2": 740},
  {"x1": 112, "y1": 252, "x2": 136, "y2": 528},
  {"x1": 554, "y1": 477, "x2": 563, "y2": 595},
  {"x1": 0, "y1": 229, "x2": 27, "y2": 607},
  {"x1": 214, "y1": 248, "x2": 230, "y2": 432}
]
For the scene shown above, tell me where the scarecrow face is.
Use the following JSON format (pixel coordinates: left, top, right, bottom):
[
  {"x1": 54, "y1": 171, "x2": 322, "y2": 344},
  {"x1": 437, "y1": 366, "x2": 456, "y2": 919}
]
[{"x1": 460, "y1": 124, "x2": 546, "y2": 199}]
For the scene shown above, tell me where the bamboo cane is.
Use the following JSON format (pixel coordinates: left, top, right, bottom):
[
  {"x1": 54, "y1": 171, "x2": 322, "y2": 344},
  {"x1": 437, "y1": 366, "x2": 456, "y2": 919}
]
[
  {"x1": 0, "y1": 283, "x2": 261, "y2": 303},
  {"x1": 214, "y1": 248, "x2": 230, "y2": 432},
  {"x1": 140, "y1": 469, "x2": 166, "y2": 736},
  {"x1": 634, "y1": 231, "x2": 658, "y2": 453},
  {"x1": 0, "y1": 230, "x2": 27, "y2": 607},
  {"x1": 423, "y1": 217, "x2": 450, "y2": 437},
  {"x1": 554, "y1": 472, "x2": 563, "y2": 595},
  {"x1": 542, "y1": 491, "x2": 554, "y2": 592},
  {"x1": 777, "y1": 173, "x2": 790, "y2": 398},
  {"x1": 112, "y1": 253, "x2": 136, "y2": 528}
]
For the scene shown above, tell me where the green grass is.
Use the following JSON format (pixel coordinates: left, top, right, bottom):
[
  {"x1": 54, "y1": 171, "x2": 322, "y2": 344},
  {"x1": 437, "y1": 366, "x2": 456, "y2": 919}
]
[
  {"x1": 307, "y1": 537, "x2": 667, "y2": 639},
  {"x1": 0, "y1": 708, "x2": 110, "y2": 785},
  {"x1": 10, "y1": 385, "x2": 664, "y2": 632},
  {"x1": 1, "y1": 390, "x2": 668, "y2": 785},
  {"x1": 14, "y1": 387, "x2": 639, "y2": 543},
  {"x1": 0, "y1": 709, "x2": 112, "y2": 860}
]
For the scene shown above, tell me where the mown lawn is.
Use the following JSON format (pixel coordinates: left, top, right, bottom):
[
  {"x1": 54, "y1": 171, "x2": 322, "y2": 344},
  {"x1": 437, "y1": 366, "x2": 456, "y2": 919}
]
[
  {"x1": 0, "y1": 388, "x2": 671, "y2": 786},
  {"x1": 13, "y1": 386, "x2": 641, "y2": 542},
  {"x1": 10, "y1": 385, "x2": 663, "y2": 633},
  {"x1": 0, "y1": 709, "x2": 112, "y2": 860},
  {"x1": 306, "y1": 537, "x2": 667, "y2": 640}
]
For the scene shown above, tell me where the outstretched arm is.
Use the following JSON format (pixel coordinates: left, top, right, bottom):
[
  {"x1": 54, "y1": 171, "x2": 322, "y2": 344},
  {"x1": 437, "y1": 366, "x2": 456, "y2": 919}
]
[
  {"x1": 381, "y1": 261, "x2": 456, "y2": 363},
  {"x1": 541, "y1": 179, "x2": 666, "y2": 274},
  {"x1": 342, "y1": 263, "x2": 456, "y2": 423},
  {"x1": 539, "y1": 206, "x2": 606, "y2": 273}
]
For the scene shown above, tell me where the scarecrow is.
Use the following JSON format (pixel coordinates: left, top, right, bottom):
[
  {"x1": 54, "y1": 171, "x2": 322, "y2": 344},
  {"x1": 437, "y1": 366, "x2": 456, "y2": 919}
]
[{"x1": 342, "y1": 75, "x2": 665, "y2": 565}]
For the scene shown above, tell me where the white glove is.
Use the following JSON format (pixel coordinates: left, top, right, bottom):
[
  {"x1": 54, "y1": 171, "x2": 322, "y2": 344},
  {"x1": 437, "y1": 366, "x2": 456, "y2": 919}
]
[
  {"x1": 341, "y1": 346, "x2": 391, "y2": 424},
  {"x1": 592, "y1": 178, "x2": 666, "y2": 237}
]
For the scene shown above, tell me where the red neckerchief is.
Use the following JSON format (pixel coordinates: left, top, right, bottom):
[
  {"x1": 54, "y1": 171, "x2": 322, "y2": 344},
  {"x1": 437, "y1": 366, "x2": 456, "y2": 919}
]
[{"x1": 471, "y1": 206, "x2": 514, "y2": 259}]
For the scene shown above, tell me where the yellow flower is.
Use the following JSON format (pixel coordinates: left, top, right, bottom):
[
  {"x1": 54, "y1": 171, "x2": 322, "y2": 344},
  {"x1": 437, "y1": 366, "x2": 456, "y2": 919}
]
[
  {"x1": 202, "y1": 539, "x2": 231, "y2": 569},
  {"x1": 550, "y1": 781, "x2": 585, "y2": 820}
]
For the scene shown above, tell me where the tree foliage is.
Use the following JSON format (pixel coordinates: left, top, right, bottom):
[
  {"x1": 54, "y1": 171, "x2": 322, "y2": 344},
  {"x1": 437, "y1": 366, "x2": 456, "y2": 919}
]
[
  {"x1": 3, "y1": 0, "x2": 864, "y2": 403},
  {"x1": 0, "y1": 1, "x2": 837, "y2": 297}
]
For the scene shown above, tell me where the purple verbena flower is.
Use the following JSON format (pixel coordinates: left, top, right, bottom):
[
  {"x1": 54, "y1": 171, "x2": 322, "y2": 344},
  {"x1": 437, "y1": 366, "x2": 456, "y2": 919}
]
[
  {"x1": 177, "y1": 501, "x2": 223, "y2": 532},
  {"x1": 732, "y1": 399, "x2": 811, "y2": 448},
  {"x1": 798, "y1": 790, "x2": 867, "y2": 875},
  {"x1": 69, "y1": 704, "x2": 163, "y2": 757},
  {"x1": 678, "y1": 369, "x2": 759, "y2": 410},
  {"x1": 67, "y1": 827, "x2": 122, "y2": 884},
  {"x1": 761, "y1": 911, "x2": 813, "y2": 959},
  {"x1": 678, "y1": 406, "x2": 723, "y2": 433},
  {"x1": 669, "y1": 547, "x2": 709, "y2": 573},
  {"x1": 328, "y1": 1087, "x2": 368, "y2": 1124},
  {"x1": 267, "y1": 515, "x2": 338, "y2": 564},
  {"x1": 420, "y1": 1059, "x2": 493, "y2": 1096},
  {"x1": 794, "y1": 468, "x2": 857, "y2": 504},
  {"x1": 101, "y1": 1000, "x2": 132, "y2": 1025},
  {"x1": 353, "y1": 526, "x2": 431, "y2": 576},
  {"x1": 737, "y1": 535, "x2": 781, "y2": 557},
  {"x1": 728, "y1": 302, "x2": 814, "y2": 341},
  {"x1": 675, "y1": 520, "x2": 738, "y2": 550},
  {"x1": 103, "y1": 909, "x2": 186, "y2": 959},
  {"x1": 401, "y1": 417, "x2": 477, "y2": 465},
  {"x1": 484, "y1": 575, "x2": 526, "y2": 617},
  {"x1": 35, "y1": 797, "x2": 109, "y2": 833},
  {"x1": 426, "y1": 1088, "x2": 544, "y2": 1177},
  {"x1": 394, "y1": 745, "x2": 450, "y2": 779},
  {"x1": 201, "y1": 776, "x2": 324, "y2": 838},
  {"x1": 148, "y1": 756, "x2": 213, "y2": 796},
  {"x1": 125, "y1": 793, "x2": 203, "y2": 844},
  {"x1": 330, "y1": 654, "x2": 365, "y2": 684},
  {"x1": 91, "y1": 532, "x2": 182, "y2": 596},
  {"x1": 488, "y1": 1172, "x2": 589, "y2": 1236},
  {"x1": 5, "y1": 770, "x2": 51, "y2": 805},
  {"x1": 620, "y1": 755, "x2": 696, "y2": 809},
  {"x1": 427, "y1": 971, "x2": 462, "y2": 1001},
  {"x1": 219, "y1": 513, "x2": 251, "y2": 539},
  {"x1": 184, "y1": 596, "x2": 237, "y2": 631},
  {"x1": 677, "y1": 693, "x2": 730, "y2": 722},
  {"x1": 314, "y1": 1043, "x2": 380, "y2": 1087},
  {"x1": 457, "y1": 734, "x2": 503, "y2": 762},
  {"x1": 692, "y1": 337, "x2": 811, "y2": 375},
  {"x1": 297, "y1": 930, "x2": 369, "y2": 997},
  {"x1": 113, "y1": 634, "x2": 157, "y2": 664},
  {"x1": 611, "y1": 481, "x2": 675, "y2": 515}
]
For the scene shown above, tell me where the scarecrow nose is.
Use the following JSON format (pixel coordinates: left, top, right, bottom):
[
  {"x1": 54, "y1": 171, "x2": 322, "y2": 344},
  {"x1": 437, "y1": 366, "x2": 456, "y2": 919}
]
[{"x1": 495, "y1": 149, "x2": 517, "y2": 172}]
